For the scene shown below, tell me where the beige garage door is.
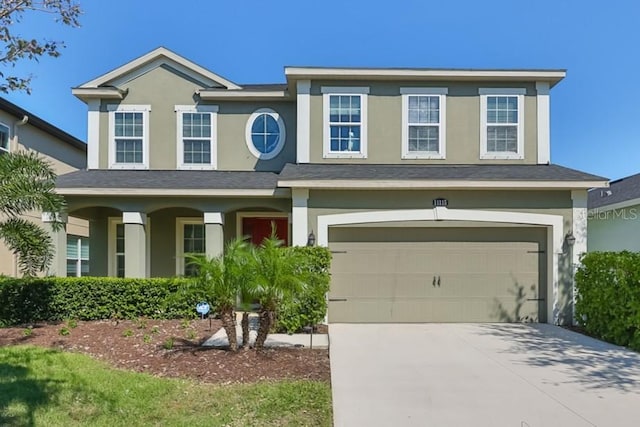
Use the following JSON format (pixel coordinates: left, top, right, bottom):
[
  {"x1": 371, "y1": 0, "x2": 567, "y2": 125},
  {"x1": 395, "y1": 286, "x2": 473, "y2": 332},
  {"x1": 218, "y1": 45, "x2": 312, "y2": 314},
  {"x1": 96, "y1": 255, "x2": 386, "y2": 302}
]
[{"x1": 328, "y1": 227, "x2": 546, "y2": 323}]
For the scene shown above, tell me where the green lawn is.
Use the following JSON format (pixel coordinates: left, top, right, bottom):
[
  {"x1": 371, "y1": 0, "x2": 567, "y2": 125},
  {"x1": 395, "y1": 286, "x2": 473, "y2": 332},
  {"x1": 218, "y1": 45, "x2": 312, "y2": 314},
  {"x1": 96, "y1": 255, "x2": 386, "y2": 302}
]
[{"x1": 0, "y1": 346, "x2": 332, "y2": 427}]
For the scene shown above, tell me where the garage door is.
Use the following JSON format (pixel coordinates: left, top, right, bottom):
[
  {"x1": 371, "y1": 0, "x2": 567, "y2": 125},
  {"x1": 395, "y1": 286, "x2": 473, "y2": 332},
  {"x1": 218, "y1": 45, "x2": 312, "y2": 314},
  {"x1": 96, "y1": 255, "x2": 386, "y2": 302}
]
[{"x1": 328, "y1": 227, "x2": 546, "y2": 323}]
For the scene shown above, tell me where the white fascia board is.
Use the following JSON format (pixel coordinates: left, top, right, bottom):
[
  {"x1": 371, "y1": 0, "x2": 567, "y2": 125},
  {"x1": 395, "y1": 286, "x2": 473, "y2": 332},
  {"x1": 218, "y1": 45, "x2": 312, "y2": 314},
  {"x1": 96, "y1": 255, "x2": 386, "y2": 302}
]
[
  {"x1": 277, "y1": 179, "x2": 609, "y2": 190},
  {"x1": 286, "y1": 67, "x2": 566, "y2": 83},
  {"x1": 57, "y1": 188, "x2": 291, "y2": 197},
  {"x1": 588, "y1": 197, "x2": 640, "y2": 213},
  {"x1": 78, "y1": 47, "x2": 241, "y2": 90},
  {"x1": 198, "y1": 90, "x2": 289, "y2": 100},
  {"x1": 72, "y1": 87, "x2": 126, "y2": 100}
]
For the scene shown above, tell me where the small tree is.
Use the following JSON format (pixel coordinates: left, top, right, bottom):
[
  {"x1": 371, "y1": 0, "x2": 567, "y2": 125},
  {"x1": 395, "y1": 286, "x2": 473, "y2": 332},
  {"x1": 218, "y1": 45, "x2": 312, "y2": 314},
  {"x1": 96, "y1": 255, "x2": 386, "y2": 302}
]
[
  {"x1": 1, "y1": 0, "x2": 82, "y2": 93},
  {"x1": 251, "y1": 233, "x2": 306, "y2": 351},
  {"x1": 0, "y1": 151, "x2": 65, "y2": 276},
  {"x1": 185, "y1": 239, "x2": 252, "y2": 351}
]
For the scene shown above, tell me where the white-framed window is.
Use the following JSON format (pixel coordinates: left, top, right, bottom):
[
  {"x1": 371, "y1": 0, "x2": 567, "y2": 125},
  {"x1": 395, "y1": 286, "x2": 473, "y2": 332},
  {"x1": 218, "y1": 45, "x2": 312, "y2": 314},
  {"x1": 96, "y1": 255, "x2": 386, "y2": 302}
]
[
  {"x1": 400, "y1": 88, "x2": 447, "y2": 159},
  {"x1": 66, "y1": 235, "x2": 89, "y2": 277},
  {"x1": 479, "y1": 88, "x2": 525, "y2": 159},
  {"x1": 107, "y1": 104, "x2": 150, "y2": 169},
  {"x1": 175, "y1": 105, "x2": 218, "y2": 169},
  {"x1": 176, "y1": 218, "x2": 206, "y2": 277},
  {"x1": 0, "y1": 122, "x2": 10, "y2": 155},
  {"x1": 108, "y1": 218, "x2": 125, "y2": 278},
  {"x1": 322, "y1": 86, "x2": 369, "y2": 159},
  {"x1": 245, "y1": 108, "x2": 286, "y2": 160}
]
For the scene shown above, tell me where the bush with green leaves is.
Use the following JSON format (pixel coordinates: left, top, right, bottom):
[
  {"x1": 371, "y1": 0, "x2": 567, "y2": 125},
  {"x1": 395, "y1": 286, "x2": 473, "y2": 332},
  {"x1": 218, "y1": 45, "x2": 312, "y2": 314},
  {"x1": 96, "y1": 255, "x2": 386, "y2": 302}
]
[
  {"x1": 0, "y1": 277, "x2": 204, "y2": 326},
  {"x1": 575, "y1": 251, "x2": 640, "y2": 351},
  {"x1": 274, "y1": 246, "x2": 332, "y2": 334}
]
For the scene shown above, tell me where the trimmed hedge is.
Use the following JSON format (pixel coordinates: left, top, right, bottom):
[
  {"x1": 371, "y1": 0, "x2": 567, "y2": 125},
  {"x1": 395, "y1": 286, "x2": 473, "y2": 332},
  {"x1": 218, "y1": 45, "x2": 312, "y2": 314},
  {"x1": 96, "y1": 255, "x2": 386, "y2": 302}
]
[
  {"x1": 275, "y1": 246, "x2": 332, "y2": 334},
  {"x1": 575, "y1": 251, "x2": 640, "y2": 351},
  {"x1": 0, "y1": 277, "x2": 206, "y2": 326}
]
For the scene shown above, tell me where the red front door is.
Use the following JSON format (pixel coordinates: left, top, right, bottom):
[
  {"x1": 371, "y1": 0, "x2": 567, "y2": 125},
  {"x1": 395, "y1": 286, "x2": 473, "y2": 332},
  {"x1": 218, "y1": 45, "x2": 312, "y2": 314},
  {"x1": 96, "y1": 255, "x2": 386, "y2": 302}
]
[{"x1": 241, "y1": 217, "x2": 289, "y2": 246}]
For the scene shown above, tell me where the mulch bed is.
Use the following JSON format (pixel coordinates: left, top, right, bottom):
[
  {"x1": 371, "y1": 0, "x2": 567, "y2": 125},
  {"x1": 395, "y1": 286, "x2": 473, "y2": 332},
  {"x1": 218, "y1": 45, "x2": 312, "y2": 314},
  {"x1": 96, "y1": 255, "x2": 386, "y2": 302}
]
[{"x1": 0, "y1": 319, "x2": 330, "y2": 384}]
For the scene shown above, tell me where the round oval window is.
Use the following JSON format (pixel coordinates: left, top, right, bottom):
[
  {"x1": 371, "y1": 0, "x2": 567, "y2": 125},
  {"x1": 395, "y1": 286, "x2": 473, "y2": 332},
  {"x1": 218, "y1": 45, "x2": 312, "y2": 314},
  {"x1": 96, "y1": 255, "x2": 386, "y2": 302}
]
[{"x1": 245, "y1": 109, "x2": 286, "y2": 160}]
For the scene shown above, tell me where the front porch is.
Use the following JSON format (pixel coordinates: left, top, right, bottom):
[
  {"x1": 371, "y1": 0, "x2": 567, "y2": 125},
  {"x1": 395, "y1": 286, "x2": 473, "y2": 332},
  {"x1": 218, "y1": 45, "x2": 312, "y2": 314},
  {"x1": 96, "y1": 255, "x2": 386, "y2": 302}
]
[{"x1": 50, "y1": 195, "x2": 298, "y2": 278}]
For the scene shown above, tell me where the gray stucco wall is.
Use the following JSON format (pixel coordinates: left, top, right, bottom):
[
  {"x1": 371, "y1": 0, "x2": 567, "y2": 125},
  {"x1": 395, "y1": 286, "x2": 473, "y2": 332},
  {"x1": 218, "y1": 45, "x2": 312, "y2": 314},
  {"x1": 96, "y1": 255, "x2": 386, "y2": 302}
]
[
  {"x1": 97, "y1": 66, "x2": 296, "y2": 171},
  {"x1": 308, "y1": 81, "x2": 538, "y2": 165}
]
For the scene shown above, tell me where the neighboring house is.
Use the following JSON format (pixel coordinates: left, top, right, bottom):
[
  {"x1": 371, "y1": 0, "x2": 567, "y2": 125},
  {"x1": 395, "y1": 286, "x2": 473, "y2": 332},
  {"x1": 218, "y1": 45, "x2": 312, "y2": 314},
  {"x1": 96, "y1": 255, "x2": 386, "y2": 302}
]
[
  {"x1": 588, "y1": 173, "x2": 640, "y2": 251},
  {"x1": 56, "y1": 47, "x2": 607, "y2": 325},
  {"x1": 0, "y1": 97, "x2": 89, "y2": 277}
]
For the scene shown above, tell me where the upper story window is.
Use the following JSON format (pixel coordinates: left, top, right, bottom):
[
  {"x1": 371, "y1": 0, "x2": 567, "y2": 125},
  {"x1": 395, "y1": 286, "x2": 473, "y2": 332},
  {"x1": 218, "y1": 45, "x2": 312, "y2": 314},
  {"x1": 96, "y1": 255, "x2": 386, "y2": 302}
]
[
  {"x1": 400, "y1": 88, "x2": 447, "y2": 159},
  {"x1": 108, "y1": 104, "x2": 150, "y2": 169},
  {"x1": 322, "y1": 86, "x2": 369, "y2": 159},
  {"x1": 479, "y1": 88, "x2": 525, "y2": 160},
  {"x1": 175, "y1": 105, "x2": 218, "y2": 170},
  {"x1": 245, "y1": 108, "x2": 286, "y2": 160},
  {"x1": 0, "y1": 122, "x2": 10, "y2": 155}
]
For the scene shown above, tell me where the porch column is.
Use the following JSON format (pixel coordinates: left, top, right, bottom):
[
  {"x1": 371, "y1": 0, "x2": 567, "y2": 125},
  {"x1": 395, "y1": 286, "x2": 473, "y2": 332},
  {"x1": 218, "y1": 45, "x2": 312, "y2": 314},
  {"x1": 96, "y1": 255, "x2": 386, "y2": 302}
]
[
  {"x1": 123, "y1": 212, "x2": 148, "y2": 278},
  {"x1": 42, "y1": 212, "x2": 68, "y2": 277},
  {"x1": 292, "y1": 188, "x2": 309, "y2": 246},
  {"x1": 204, "y1": 212, "x2": 224, "y2": 258},
  {"x1": 571, "y1": 190, "x2": 588, "y2": 323}
]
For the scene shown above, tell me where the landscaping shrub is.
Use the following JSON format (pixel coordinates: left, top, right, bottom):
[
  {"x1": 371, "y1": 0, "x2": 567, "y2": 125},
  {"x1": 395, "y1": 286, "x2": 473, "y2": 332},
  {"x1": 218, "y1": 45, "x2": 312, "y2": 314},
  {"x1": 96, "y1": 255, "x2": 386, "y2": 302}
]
[
  {"x1": 0, "y1": 277, "x2": 207, "y2": 326},
  {"x1": 575, "y1": 251, "x2": 640, "y2": 351},
  {"x1": 274, "y1": 246, "x2": 332, "y2": 334}
]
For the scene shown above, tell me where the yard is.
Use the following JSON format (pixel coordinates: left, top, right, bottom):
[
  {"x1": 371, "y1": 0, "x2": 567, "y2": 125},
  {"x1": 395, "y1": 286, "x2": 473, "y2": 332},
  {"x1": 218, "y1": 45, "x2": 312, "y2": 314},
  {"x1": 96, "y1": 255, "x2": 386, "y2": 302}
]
[{"x1": 0, "y1": 319, "x2": 332, "y2": 426}]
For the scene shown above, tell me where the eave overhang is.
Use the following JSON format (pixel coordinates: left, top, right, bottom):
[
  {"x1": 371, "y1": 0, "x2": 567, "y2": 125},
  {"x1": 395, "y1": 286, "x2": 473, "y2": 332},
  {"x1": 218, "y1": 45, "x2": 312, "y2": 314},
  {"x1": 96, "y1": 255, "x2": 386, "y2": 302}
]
[{"x1": 277, "y1": 179, "x2": 608, "y2": 190}]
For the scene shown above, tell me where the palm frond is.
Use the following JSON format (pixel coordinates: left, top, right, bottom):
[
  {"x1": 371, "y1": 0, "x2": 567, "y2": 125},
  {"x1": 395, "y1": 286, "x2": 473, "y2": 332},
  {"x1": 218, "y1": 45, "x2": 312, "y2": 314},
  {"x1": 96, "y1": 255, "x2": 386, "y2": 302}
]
[
  {"x1": 0, "y1": 151, "x2": 66, "y2": 230},
  {"x1": 0, "y1": 217, "x2": 54, "y2": 276}
]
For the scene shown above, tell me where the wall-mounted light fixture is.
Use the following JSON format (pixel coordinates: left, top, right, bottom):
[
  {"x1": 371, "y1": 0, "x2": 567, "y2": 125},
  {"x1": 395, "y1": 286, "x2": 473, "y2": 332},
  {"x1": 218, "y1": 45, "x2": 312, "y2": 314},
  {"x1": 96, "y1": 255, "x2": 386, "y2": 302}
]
[
  {"x1": 565, "y1": 232, "x2": 576, "y2": 247},
  {"x1": 306, "y1": 231, "x2": 316, "y2": 247}
]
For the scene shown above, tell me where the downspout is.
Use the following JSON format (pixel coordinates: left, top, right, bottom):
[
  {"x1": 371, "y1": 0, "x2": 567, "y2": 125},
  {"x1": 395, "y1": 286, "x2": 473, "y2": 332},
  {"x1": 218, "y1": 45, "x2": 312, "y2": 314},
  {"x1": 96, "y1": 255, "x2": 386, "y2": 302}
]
[
  {"x1": 11, "y1": 115, "x2": 28, "y2": 277},
  {"x1": 12, "y1": 115, "x2": 28, "y2": 151}
]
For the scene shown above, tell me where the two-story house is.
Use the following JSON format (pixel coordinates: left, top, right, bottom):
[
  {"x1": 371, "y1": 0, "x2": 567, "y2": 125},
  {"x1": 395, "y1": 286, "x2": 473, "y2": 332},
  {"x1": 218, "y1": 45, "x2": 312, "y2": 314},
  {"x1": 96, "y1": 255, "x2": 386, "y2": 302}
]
[
  {"x1": 0, "y1": 97, "x2": 88, "y2": 277},
  {"x1": 56, "y1": 47, "x2": 606, "y2": 325}
]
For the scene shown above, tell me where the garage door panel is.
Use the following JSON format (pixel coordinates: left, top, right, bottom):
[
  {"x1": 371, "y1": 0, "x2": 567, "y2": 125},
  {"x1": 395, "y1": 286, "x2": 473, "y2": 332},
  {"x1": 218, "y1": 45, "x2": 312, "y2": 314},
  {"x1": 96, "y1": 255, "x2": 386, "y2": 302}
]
[{"x1": 328, "y1": 228, "x2": 545, "y2": 323}]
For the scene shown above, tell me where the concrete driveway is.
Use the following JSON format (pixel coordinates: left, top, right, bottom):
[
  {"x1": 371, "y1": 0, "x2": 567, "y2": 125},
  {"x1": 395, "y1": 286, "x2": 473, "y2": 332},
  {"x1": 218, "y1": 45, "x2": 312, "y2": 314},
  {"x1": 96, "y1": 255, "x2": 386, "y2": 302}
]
[{"x1": 329, "y1": 323, "x2": 640, "y2": 427}]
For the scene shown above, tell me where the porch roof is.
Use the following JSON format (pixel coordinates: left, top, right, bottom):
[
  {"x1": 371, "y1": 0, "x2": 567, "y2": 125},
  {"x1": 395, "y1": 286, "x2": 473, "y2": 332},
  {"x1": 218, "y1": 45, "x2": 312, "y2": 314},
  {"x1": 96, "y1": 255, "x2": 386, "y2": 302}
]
[
  {"x1": 56, "y1": 169, "x2": 282, "y2": 196},
  {"x1": 277, "y1": 163, "x2": 608, "y2": 190}
]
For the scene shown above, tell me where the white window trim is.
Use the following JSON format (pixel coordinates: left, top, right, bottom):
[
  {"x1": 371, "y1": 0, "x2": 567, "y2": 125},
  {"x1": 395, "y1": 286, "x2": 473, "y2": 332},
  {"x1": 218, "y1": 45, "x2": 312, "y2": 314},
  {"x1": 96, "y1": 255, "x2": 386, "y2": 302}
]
[
  {"x1": 175, "y1": 105, "x2": 218, "y2": 170},
  {"x1": 107, "y1": 104, "x2": 151, "y2": 169},
  {"x1": 107, "y1": 217, "x2": 123, "y2": 277},
  {"x1": 67, "y1": 235, "x2": 89, "y2": 277},
  {"x1": 175, "y1": 217, "x2": 205, "y2": 276},
  {"x1": 322, "y1": 86, "x2": 369, "y2": 159},
  {"x1": 479, "y1": 88, "x2": 525, "y2": 160},
  {"x1": 244, "y1": 108, "x2": 287, "y2": 161},
  {"x1": 400, "y1": 87, "x2": 448, "y2": 159},
  {"x1": 0, "y1": 121, "x2": 10, "y2": 154}
]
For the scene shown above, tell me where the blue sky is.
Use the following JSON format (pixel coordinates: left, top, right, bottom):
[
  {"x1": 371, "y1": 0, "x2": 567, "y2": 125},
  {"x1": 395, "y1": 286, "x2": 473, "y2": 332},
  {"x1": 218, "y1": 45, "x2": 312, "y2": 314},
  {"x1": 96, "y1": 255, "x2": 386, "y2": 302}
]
[{"x1": 2, "y1": 0, "x2": 639, "y2": 180}]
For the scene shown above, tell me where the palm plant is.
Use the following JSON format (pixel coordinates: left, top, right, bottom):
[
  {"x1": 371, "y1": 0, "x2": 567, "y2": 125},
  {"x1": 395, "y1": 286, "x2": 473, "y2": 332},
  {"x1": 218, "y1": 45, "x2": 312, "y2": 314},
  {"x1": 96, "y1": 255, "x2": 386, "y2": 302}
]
[
  {"x1": 0, "y1": 151, "x2": 65, "y2": 276},
  {"x1": 185, "y1": 238, "x2": 252, "y2": 351},
  {"x1": 251, "y1": 232, "x2": 306, "y2": 351}
]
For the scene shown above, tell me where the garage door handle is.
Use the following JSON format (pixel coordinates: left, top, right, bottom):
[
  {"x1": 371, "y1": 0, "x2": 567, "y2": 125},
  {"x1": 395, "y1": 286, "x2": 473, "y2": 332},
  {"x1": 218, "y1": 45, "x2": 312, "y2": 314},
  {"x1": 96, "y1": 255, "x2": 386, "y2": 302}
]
[
  {"x1": 329, "y1": 298, "x2": 348, "y2": 302},
  {"x1": 527, "y1": 298, "x2": 545, "y2": 301},
  {"x1": 437, "y1": 276, "x2": 441, "y2": 287}
]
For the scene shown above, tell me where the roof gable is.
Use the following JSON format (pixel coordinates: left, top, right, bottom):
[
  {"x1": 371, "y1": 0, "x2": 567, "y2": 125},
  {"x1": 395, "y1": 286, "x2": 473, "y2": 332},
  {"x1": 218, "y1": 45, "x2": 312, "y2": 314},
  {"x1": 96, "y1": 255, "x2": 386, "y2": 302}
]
[{"x1": 77, "y1": 47, "x2": 241, "y2": 90}]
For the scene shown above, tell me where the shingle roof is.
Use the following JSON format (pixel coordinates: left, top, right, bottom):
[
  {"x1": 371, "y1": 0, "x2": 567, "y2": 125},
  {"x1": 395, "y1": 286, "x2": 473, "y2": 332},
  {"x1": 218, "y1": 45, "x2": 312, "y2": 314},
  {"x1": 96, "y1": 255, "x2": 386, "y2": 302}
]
[
  {"x1": 279, "y1": 163, "x2": 607, "y2": 182},
  {"x1": 57, "y1": 170, "x2": 279, "y2": 190},
  {"x1": 0, "y1": 97, "x2": 86, "y2": 151},
  {"x1": 589, "y1": 173, "x2": 640, "y2": 209},
  {"x1": 239, "y1": 83, "x2": 288, "y2": 91}
]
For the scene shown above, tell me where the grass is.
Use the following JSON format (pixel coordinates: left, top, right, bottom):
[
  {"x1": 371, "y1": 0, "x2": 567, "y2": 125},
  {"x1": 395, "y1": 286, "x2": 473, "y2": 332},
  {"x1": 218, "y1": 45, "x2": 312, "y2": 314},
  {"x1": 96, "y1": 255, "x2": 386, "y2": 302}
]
[{"x1": 0, "y1": 346, "x2": 332, "y2": 427}]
